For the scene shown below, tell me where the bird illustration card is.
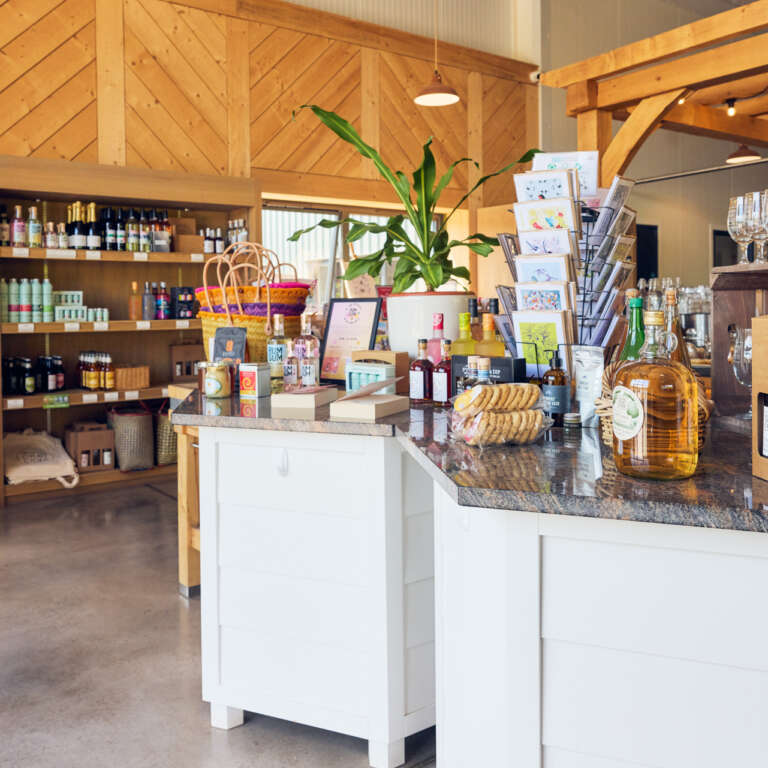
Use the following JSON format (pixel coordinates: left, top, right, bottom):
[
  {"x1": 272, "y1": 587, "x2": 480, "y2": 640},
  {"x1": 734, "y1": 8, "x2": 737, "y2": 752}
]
[
  {"x1": 532, "y1": 151, "x2": 599, "y2": 198},
  {"x1": 514, "y1": 170, "x2": 575, "y2": 202},
  {"x1": 513, "y1": 198, "x2": 580, "y2": 235},
  {"x1": 517, "y1": 228, "x2": 577, "y2": 258},
  {"x1": 514, "y1": 281, "x2": 572, "y2": 312},
  {"x1": 513, "y1": 253, "x2": 573, "y2": 283}
]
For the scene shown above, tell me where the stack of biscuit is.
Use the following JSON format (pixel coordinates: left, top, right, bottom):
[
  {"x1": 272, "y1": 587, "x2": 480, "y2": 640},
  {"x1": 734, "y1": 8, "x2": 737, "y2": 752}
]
[{"x1": 453, "y1": 383, "x2": 547, "y2": 447}]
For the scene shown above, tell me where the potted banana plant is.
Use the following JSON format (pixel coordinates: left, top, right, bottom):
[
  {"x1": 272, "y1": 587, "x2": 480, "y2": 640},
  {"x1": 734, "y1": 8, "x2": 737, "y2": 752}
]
[{"x1": 289, "y1": 105, "x2": 538, "y2": 356}]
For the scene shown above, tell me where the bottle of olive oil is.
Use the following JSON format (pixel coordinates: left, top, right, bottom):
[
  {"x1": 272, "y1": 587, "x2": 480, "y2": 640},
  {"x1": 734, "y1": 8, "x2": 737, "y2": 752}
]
[{"x1": 612, "y1": 310, "x2": 698, "y2": 480}]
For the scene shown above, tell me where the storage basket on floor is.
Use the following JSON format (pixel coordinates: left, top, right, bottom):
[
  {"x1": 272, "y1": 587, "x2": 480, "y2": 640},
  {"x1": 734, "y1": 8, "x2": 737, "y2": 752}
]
[
  {"x1": 108, "y1": 410, "x2": 154, "y2": 471},
  {"x1": 156, "y1": 411, "x2": 177, "y2": 466}
]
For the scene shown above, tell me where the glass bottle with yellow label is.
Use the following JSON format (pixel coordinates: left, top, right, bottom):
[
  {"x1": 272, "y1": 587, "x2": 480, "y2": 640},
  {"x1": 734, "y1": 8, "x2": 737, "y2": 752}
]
[
  {"x1": 474, "y1": 312, "x2": 505, "y2": 358},
  {"x1": 451, "y1": 312, "x2": 476, "y2": 357},
  {"x1": 612, "y1": 310, "x2": 698, "y2": 480}
]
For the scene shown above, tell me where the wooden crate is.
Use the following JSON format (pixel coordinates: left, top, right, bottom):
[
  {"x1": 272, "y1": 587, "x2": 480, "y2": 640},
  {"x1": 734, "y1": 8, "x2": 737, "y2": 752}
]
[{"x1": 66, "y1": 422, "x2": 115, "y2": 473}]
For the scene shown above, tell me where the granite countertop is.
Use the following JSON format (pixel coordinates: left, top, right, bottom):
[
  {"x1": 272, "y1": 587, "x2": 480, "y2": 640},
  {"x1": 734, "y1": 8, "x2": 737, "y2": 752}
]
[{"x1": 173, "y1": 390, "x2": 768, "y2": 533}]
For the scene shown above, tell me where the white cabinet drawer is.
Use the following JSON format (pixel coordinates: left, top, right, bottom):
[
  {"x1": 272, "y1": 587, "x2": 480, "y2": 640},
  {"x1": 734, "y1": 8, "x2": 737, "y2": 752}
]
[{"x1": 216, "y1": 431, "x2": 371, "y2": 516}]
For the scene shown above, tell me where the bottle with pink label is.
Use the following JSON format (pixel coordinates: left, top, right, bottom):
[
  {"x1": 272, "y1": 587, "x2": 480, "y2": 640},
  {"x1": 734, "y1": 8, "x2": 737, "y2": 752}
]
[
  {"x1": 426, "y1": 312, "x2": 445, "y2": 365},
  {"x1": 11, "y1": 205, "x2": 26, "y2": 247}
]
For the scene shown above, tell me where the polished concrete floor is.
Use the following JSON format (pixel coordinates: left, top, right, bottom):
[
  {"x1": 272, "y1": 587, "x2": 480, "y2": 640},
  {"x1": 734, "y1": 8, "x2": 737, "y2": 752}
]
[{"x1": 0, "y1": 480, "x2": 436, "y2": 768}]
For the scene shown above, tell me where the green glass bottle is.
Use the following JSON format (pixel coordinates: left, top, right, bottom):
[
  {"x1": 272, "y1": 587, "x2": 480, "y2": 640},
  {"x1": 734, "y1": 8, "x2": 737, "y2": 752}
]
[{"x1": 619, "y1": 296, "x2": 645, "y2": 361}]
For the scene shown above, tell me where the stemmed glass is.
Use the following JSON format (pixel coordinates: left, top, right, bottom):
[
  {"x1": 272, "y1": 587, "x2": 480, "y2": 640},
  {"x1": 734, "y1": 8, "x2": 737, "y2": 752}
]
[
  {"x1": 732, "y1": 327, "x2": 753, "y2": 419},
  {"x1": 728, "y1": 196, "x2": 752, "y2": 265},
  {"x1": 746, "y1": 190, "x2": 768, "y2": 264}
]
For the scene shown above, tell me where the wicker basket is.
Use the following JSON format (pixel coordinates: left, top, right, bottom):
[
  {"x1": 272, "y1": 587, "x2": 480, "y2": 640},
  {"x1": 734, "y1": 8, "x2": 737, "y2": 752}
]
[
  {"x1": 596, "y1": 361, "x2": 713, "y2": 452},
  {"x1": 156, "y1": 411, "x2": 177, "y2": 466},
  {"x1": 200, "y1": 311, "x2": 301, "y2": 363},
  {"x1": 108, "y1": 410, "x2": 154, "y2": 471}
]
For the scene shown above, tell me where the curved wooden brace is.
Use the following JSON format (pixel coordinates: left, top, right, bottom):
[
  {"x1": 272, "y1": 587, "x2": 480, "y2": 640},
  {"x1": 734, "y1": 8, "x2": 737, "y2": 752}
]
[{"x1": 600, "y1": 88, "x2": 686, "y2": 186}]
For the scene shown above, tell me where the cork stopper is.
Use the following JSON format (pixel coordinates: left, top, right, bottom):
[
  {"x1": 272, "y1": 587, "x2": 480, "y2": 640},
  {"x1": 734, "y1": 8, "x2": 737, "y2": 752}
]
[
  {"x1": 664, "y1": 288, "x2": 677, "y2": 305},
  {"x1": 625, "y1": 288, "x2": 639, "y2": 299}
]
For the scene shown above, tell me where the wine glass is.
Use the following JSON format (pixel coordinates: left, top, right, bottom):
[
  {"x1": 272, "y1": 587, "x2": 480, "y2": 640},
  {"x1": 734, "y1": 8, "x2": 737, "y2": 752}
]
[
  {"x1": 732, "y1": 327, "x2": 752, "y2": 419},
  {"x1": 728, "y1": 196, "x2": 751, "y2": 265},
  {"x1": 746, "y1": 191, "x2": 768, "y2": 264}
]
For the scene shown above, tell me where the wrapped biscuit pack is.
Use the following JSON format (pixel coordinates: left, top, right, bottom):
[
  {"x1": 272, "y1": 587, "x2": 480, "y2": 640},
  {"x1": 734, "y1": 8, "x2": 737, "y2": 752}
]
[{"x1": 452, "y1": 382, "x2": 552, "y2": 447}]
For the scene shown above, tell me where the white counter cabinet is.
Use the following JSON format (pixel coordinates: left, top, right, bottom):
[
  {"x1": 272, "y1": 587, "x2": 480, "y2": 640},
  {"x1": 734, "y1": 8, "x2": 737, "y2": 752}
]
[
  {"x1": 434, "y1": 485, "x2": 768, "y2": 768},
  {"x1": 198, "y1": 426, "x2": 435, "y2": 768}
]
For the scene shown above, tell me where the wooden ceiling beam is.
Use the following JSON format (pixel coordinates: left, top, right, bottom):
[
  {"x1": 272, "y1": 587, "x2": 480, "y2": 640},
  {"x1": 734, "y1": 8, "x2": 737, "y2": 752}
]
[
  {"x1": 168, "y1": 0, "x2": 537, "y2": 83},
  {"x1": 658, "y1": 101, "x2": 768, "y2": 147},
  {"x1": 688, "y1": 72, "x2": 768, "y2": 106},
  {"x1": 574, "y1": 31, "x2": 768, "y2": 115},
  {"x1": 541, "y1": 0, "x2": 768, "y2": 89}
]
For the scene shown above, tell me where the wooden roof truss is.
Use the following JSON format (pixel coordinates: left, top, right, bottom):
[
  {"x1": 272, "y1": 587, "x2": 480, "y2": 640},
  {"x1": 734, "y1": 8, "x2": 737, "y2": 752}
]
[{"x1": 540, "y1": 0, "x2": 768, "y2": 186}]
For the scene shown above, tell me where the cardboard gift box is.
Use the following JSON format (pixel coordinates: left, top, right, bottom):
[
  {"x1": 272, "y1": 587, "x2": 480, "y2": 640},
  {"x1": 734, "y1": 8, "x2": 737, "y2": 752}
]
[{"x1": 65, "y1": 422, "x2": 115, "y2": 473}]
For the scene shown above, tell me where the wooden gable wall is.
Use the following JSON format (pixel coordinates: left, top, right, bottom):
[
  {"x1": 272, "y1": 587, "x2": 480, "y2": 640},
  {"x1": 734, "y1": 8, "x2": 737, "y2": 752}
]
[{"x1": 0, "y1": 0, "x2": 538, "y2": 208}]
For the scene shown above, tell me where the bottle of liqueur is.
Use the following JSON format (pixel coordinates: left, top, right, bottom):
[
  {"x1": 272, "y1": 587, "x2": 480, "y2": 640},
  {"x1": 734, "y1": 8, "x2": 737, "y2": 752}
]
[
  {"x1": 215, "y1": 227, "x2": 225, "y2": 254},
  {"x1": 26, "y1": 206, "x2": 42, "y2": 248},
  {"x1": 85, "y1": 202, "x2": 101, "y2": 250},
  {"x1": 125, "y1": 208, "x2": 139, "y2": 251},
  {"x1": 619, "y1": 295, "x2": 645, "y2": 361},
  {"x1": 155, "y1": 282, "x2": 170, "y2": 320},
  {"x1": 612, "y1": 310, "x2": 698, "y2": 480},
  {"x1": 141, "y1": 281, "x2": 154, "y2": 321},
  {"x1": 541, "y1": 351, "x2": 570, "y2": 427},
  {"x1": 474, "y1": 311, "x2": 505, "y2": 358},
  {"x1": 70, "y1": 202, "x2": 86, "y2": 249},
  {"x1": 475, "y1": 357, "x2": 492, "y2": 386},
  {"x1": 138, "y1": 209, "x2": 151, "y2": 252},
  {"x1": 0, "y1": 206, "x2": 9, "y2": 246},
  {"x1": 115, "y1": 208, "x2": 126, "y2": 251},
  {"x1": 57, "y1": 223, "x2": 68, "y2": 248},
  {"x1": 432, "y1": 339, "x2": 453, "y2": 407},
  {"x1": 663, "y1": 288, "x2": 692, "y2": 368},
  {"x1": 283, "y1": 341, "x2": 300, "y2": 390},
  {"x1": 467, "y1": 297, "x2": 483, "y2": 341},
  {"x1": 456, "y1": 355, "x2": 478, "y2": 395},
  {"x1": 128, "y1": 281, "x2": 141, "y2": 321},
  {"x1": 11, "y1": 205, "x2": 26, "y2": 246},
  {"x1": 44, "y1": 222, "x2": 57, "y2": 248},
  {"x1": 409, "y1": 339, "x2": 433, "y2": 404},
  {"x1": 426, "y1": 313, "x2": 445, "y2": 365},
  {"x1": 103, "y1": 207, "x2": 117, "y2": 251},
  {"x1": 452, "y1": 312, "x2": 476, "y2": 356},
  {"x1": 66, "y1": 204, "x2": 72, "y2": 243},
  {"x1": 267, "y1": 313, "x2": 289, "y2": 394}
]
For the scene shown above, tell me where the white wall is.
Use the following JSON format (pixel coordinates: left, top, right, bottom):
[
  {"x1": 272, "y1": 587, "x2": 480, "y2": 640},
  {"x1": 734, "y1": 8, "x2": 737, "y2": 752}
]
[
  {"x1": 540, "y1": 0, "x2": 767, "y2": 286},
  {"x1": 283, "y1": 0, "x2": 541, "y2": 63}
]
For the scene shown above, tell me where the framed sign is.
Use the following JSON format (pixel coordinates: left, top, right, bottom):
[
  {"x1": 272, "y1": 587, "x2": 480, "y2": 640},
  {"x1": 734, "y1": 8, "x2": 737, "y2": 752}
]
[{"x1": 320, "y1": 298, "x2": 382, "y2": 383}]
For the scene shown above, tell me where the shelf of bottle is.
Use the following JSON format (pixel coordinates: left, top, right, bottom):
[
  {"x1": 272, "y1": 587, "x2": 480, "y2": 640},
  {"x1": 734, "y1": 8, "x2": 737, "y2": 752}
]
[
  {"x1": 4, "y1": 463, "x2": 178, "y2": 500},
  {"x1": 0, "y1": 246, "x2": 209, "y2": 264},
  {"x1": 0, "y1": 318, "x2": 201, "y2": 334},
  {"x1": 3, "y1": 384, "x2": 173, "y2": 411}
]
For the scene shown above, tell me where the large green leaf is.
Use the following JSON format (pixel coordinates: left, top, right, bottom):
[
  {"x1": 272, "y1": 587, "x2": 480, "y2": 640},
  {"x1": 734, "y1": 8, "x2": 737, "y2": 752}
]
[
  {"x1": 286, "y1": 218, "x2": 342, "y2": 241},
  {"x1": 412, "y1": 139, "x2": 437, "y2": 254}
]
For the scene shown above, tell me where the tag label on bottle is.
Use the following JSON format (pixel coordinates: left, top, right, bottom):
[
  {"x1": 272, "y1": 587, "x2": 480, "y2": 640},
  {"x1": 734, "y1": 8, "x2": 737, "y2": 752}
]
[
  {"x1": 64, "y1": 322, "x2": 80, "y2": 332},
  {"x1": 266, "y1": 342, "x2": 286, "y2": 365},
  {"x1": 82, "y1": 393, "x2": 98, "y2": 404},
  {"x1": 175, "y1": 319, "x2": 189, "y2": 329},
  {"x1": 46, "y1": 249, "x2": 77, "y2": 259},
  {"x1": 133, "y1": 252, "x2": 149, "y2": 261},
  {"x1": 6, "y1": 398, "x2": 23, "y2": 409},
  {"x1": 94, "y1": 321, "x2": 108, "y2": 331},
  {"x1": 542, "y1": 384, "x2": 571, "y2": 414},
  {"x1": 190, "y1": 253, "x2": 204, "y2": 262},
  {"x1": 17, "y1": 323, "x2": 34, "y2": 333},
  {"x1": 124, "y1": 390, "x2": 139, "y2": 400},
  {"x1": 12, "y1": 248, "x2": 29, "y2": 258},
  {"x1": 86, "y1": 251, "x2": 101, "y2": 260},
  {"x1": 612, "y1": 385, "x2": 644, "y2": 441},
  {"x1": 409, "y1": 370, "x2": 425, "y2": 400},
  {"x1": 104, "y1": 391, "x2": 119, "y2": 402},
  {"x1": 136, "y1": 320, "x2": 151, "y2": 330},
  {"x1": 433, "y1": 370, "x2": 449, "y2": 404}
]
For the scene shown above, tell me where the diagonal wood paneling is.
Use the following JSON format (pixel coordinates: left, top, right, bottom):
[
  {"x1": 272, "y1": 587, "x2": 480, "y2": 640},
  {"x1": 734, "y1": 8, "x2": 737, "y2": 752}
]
[
  {"x1": 482, "y1": 74, "x2": 530, "y2": 206},
  {"x1": 249, "y1": 24, "x2": 363, "y2": 178},
  {"x1": 379, "y1": 53, "x2": 468, "y2": 189},
  {"x1": 0, "y1": 0, "x2": 97, "y2": 162},
  {"x1": 124, "y1": 0, "x2": 227, "y2": 174}
]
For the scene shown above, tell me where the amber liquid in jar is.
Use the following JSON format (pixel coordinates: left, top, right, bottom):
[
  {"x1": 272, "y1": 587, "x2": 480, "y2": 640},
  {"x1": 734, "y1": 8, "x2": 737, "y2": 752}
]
[{"x1": 612, "y1": 311, "x2": 698, "y2": 480}]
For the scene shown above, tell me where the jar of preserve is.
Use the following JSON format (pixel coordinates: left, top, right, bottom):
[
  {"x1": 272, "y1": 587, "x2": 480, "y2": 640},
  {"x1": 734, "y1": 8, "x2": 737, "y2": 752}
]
[{"x1": 200, "y1": 361, "x2": 232, "y2": 398}]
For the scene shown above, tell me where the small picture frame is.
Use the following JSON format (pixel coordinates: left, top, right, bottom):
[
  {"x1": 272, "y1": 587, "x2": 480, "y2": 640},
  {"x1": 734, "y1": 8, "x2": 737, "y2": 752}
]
[
  {"x1": 513, "y1": 253, "x2": 573, "y2": 283},
  {"x1": 319, "y1": 298, "x2": 382, "y2": 383},
  {"x1": 513, "y1": 197, "x2": 579, "y2": 234}
]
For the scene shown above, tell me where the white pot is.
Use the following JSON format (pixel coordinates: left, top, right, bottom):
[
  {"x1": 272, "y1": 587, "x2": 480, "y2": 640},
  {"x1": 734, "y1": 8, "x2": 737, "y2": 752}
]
[{"x1": 386, "y1": 291, "x2": 475, "y2": 359}]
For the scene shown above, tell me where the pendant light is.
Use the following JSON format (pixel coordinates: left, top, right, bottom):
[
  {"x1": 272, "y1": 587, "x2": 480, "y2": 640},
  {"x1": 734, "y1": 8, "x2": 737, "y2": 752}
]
[
  {"x1": 726, "y1": 144, "x2": 762, "y2": 164},
  {"x1": 414, "y1": 0, "x2": 460, "y2": 107}
]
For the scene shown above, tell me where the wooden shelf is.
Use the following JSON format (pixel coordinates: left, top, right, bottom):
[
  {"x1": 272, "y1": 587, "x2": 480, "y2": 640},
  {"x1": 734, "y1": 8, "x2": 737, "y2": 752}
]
[
  {"x1": 3, "y1": 384, "x2": 173, "y2": 411},
  {"x1": 710, "y1": 263, "x2": 768, "y2": 291},
  {"x1": 0, "y1": 246, "x2": 207, "y2": 264},
  {"x1": 5, "y1": 464, "x2": 178, "y2": 501},
  {"x1": 1, "y1": 319, "x2": 201, "y2": 334}
]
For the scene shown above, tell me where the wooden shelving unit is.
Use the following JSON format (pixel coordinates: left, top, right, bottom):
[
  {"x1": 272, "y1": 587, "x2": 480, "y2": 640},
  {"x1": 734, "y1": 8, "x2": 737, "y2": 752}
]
[
  {"x1": 1, "y1": 319, "x2": 201, "y2": 335},
  {"x1": 0, "y1": 156, "x2": 261, "y2": 505}
]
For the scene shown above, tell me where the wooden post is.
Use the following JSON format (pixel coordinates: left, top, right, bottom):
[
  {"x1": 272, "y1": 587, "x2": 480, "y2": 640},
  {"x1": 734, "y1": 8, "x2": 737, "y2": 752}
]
[
  {"x1": 176, "y1": 425, "x2": 200, "y2": 596},
  {"x1": 361, "y1": 48, "x2": 380, "y2": 179},
  {"x1": 95, "y1": 0, "x2": 126, "y2": 165},
  {"x1": 226, "y1": 17, "x2": 250, "y2": 177},
  {"x1": 467, "y1": 72, "x2": 483, "y2": 294}
]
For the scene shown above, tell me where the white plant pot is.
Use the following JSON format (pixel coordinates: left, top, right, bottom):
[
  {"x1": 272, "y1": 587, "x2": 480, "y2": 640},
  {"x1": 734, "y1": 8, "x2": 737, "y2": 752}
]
[{"x1": 386, "y1": 291, "x2": 475, "y2": 359}]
